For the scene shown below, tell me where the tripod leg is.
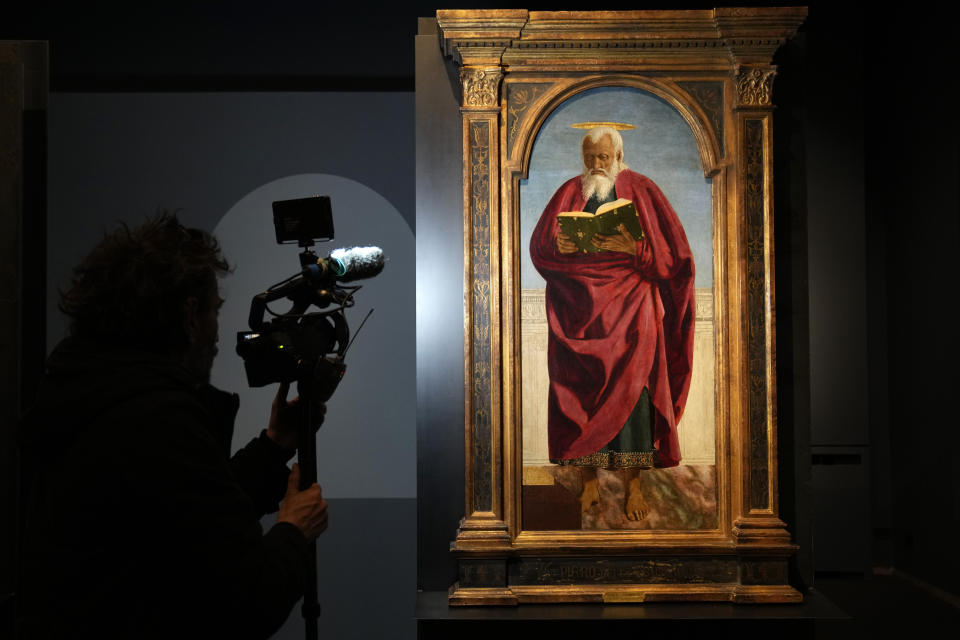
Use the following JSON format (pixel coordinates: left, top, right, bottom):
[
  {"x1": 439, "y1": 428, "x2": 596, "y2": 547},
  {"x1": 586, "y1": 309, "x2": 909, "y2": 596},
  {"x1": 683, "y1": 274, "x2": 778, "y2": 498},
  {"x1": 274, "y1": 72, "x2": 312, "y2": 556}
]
[{"x1": 296, "y1": 392, "x2": 321, "y2": 640}]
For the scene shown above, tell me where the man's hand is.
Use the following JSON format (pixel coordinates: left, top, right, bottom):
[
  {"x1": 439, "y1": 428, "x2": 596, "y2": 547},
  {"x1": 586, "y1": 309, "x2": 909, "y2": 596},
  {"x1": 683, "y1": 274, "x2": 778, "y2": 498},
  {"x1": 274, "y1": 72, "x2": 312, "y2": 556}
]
[
  {"x1": 591, "y1": 224, "x2": 638, "y2": 255},
  {"x1": 267, "y1": 382, "x2": 326, "y2": 450},
  {"x1": 277, "y1": 463, "x2": 329, "y2": 541},
  {"x1": 557, "y1": 229, "x2": 578, "y2": 254}
]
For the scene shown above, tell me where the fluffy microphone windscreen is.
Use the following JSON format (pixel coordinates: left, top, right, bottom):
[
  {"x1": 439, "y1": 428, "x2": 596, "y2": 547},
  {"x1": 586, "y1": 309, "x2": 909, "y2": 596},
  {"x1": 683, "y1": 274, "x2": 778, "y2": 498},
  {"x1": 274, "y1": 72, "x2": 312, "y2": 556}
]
[{"x1": 329, "y1": 246, "x2": 385, "y2": 281}]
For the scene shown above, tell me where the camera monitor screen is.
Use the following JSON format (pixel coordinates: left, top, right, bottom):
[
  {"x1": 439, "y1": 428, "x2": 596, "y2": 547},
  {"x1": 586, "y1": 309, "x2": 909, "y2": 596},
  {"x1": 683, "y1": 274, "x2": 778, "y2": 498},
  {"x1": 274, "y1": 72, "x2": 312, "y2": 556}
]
[{"x1": 272, "y1": 196, "x2": 334, "y2": 244}]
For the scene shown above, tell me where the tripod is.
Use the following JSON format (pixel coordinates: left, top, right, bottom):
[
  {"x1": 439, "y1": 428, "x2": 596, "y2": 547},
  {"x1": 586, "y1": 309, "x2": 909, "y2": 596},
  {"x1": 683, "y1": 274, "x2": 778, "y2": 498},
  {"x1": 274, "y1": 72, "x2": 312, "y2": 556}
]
[{"x1": 295, "y1": 387, "x2": 322, "y2": 640}]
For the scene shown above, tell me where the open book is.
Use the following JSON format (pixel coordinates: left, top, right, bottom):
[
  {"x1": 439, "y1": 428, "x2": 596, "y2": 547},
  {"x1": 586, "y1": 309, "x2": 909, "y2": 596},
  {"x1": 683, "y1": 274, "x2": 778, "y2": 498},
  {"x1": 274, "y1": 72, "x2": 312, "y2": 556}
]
[{"x1": 557, "y1": 198, "x2": 645, "y2": 253}]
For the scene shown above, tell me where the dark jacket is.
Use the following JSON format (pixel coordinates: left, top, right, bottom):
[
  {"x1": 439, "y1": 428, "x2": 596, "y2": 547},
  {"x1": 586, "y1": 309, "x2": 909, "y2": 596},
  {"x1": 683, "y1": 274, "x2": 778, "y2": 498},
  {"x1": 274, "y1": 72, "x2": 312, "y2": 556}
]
[{"x1": 17, "y1": 337, "x2": 307, "y2": 639}]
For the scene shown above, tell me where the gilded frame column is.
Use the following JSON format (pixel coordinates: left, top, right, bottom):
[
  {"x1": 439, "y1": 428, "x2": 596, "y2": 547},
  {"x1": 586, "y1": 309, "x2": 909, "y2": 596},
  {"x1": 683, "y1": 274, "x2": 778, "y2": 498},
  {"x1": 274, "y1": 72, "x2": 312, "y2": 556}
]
[
  {"x1": 456, "y1": 62, "x2": 510, "y2": 548},
  {"x1": 731, "y1": 63, "x2": 792, "y2": 550}
]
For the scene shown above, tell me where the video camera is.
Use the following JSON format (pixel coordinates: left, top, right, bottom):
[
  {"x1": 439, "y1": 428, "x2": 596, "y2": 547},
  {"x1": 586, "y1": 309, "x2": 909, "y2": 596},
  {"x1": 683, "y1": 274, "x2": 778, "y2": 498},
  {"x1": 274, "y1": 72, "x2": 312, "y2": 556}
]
[{"x1": 235, "y1": 195, "x2": 383, "y2": 402}]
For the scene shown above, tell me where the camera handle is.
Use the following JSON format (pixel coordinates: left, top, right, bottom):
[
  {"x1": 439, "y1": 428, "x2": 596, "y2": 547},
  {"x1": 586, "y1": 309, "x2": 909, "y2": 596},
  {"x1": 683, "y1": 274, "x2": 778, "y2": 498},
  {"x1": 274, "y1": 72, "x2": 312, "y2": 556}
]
[{"x1": 296, "y1": 384, "x2": 322, "y2": 640}]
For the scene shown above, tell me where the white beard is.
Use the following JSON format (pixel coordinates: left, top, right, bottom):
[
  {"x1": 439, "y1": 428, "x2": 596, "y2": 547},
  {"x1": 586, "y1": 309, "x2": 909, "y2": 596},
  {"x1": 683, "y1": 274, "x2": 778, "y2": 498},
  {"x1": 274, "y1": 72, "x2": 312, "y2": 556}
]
[{"x1": 580, "y1": 164, "x2": 622, "y2": 202}]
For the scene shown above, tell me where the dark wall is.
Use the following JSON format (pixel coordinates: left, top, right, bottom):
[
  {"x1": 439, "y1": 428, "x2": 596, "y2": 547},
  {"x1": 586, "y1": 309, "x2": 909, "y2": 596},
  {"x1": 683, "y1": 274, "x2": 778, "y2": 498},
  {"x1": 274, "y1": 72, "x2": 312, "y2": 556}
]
[
  {"x1": 7, "y1": 4, "x2": 434, "y2": 90},
  {"x1": 801, "y1": 6, "x2": 959, "y2": 593},
  {"x1": 414, "y1": 18, "x2": 465, "y2": 590},
  {"x1": 866, "y1": 12, "x2": 960, "y2": 593},
  {"x1": 800, "y1": 5, "x2": 872, "y2": 576},
  {"x1": 0, "y1": 40, "x2": 47, "y2": 626}
]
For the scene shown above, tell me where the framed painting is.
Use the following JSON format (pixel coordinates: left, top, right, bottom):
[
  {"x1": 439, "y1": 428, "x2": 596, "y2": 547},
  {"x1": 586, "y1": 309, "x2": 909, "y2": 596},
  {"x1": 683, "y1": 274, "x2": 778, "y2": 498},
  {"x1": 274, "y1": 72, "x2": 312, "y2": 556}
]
[{"x1": 437, "y1": 7, "x2": 807, "y2": 604}]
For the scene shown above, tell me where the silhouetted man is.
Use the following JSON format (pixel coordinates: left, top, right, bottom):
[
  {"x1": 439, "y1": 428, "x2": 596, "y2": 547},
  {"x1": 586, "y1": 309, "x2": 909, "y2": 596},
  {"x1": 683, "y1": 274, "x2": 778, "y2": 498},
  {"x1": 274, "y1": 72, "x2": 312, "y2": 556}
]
[{"x1": 18, "y1": 214, "x2": 327, "y2": 638}]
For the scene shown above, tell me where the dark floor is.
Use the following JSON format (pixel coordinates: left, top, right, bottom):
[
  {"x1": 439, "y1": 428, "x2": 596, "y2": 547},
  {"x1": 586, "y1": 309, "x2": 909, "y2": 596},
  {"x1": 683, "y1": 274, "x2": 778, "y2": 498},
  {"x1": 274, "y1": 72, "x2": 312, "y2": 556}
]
[
  {"x1": 417, "y1": 572, "x2": 960, "y2": 639},
  {"x1": 6, "y1": 571, "x2": 958, "y2": 637},
  {"x1": 813, "y1": 572, "x2": 960, "y2": 636}
]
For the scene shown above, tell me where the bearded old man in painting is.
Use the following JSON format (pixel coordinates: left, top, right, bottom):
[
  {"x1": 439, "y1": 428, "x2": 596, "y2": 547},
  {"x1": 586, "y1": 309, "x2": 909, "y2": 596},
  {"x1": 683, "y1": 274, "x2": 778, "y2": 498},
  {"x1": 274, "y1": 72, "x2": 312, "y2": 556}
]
[{"x1": 529, "y1": 124, "x2": 696, "y2": 474}]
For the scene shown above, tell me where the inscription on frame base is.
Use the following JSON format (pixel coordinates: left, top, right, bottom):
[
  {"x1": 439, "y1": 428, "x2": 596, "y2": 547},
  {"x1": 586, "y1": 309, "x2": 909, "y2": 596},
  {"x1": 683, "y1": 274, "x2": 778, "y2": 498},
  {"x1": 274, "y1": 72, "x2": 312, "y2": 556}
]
[{"x1": 449, "y1": 555, "x2": 802, "y2": 605}]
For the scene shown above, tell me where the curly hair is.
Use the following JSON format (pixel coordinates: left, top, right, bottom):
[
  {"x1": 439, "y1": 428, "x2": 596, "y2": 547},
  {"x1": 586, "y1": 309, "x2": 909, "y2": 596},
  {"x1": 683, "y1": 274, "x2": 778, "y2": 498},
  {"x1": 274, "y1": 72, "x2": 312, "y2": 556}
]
[{"x1": 59, "y1": 212, "x2": 230, "y2": 351}]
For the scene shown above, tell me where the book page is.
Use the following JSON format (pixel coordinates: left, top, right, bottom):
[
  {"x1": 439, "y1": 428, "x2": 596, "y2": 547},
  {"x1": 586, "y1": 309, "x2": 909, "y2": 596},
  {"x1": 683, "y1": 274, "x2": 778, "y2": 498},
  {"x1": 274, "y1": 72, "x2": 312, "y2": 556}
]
[{"x1": 595, "y1": 198, "x2": 633, "y2": 215}]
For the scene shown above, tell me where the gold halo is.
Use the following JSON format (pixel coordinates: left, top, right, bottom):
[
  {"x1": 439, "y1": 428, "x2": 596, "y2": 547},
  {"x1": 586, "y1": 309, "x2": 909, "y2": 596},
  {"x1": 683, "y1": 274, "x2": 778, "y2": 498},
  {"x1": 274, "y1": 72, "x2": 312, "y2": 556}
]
[{"x1": 570, "y1": 121, "x2": 636, "y2": 130}]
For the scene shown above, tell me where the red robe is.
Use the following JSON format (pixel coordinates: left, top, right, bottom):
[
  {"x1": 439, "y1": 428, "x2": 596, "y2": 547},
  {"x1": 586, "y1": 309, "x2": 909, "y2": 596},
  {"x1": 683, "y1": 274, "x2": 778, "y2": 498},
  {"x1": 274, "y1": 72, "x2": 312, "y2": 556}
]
[{"x1": 529, "y1": 170, "x2": 695, "y2": 467}]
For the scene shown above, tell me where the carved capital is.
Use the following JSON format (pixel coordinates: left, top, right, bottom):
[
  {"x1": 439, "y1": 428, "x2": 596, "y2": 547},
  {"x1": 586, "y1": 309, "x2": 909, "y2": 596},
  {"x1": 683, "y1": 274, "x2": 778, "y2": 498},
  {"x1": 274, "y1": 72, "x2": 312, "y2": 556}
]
[
  {"x1": 735, "y1": 65, "x2": 776, "y2": 108},
  {"x1": 461, "y1": 66, "x2": 503, "y2": 109}
]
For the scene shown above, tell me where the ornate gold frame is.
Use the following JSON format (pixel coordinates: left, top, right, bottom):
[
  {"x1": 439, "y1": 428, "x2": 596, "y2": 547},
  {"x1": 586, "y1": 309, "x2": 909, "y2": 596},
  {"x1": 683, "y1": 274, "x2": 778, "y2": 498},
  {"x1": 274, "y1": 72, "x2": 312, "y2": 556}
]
[{"x1": 438, "y1": 7, "x2": 807, "y2": 605}]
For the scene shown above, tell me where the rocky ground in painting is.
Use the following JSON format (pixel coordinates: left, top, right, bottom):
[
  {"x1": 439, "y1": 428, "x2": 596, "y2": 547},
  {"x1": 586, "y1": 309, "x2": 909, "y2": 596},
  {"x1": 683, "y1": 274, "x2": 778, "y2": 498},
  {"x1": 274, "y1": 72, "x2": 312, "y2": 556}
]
[{"x1": 527, "y1": 465, "x2": 717, "y2": 530}]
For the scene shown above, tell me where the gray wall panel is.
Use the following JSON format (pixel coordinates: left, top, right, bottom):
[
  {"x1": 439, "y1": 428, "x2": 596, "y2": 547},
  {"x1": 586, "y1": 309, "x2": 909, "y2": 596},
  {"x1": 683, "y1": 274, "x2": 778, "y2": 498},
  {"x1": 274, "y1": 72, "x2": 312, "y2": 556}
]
[{"x1": 415, "y1": 18, "x2": 464, "y2": 591}]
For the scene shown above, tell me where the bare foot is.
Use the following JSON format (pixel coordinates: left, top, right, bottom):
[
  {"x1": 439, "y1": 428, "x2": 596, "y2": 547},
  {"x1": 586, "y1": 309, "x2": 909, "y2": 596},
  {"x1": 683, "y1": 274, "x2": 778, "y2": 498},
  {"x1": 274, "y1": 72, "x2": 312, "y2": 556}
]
[
  {"x1": 580, "y1": 477, "x2": 600, "y2": 513},
  {"x1": 625, "y1": 476, "x2": 650, "y2": 521}
]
